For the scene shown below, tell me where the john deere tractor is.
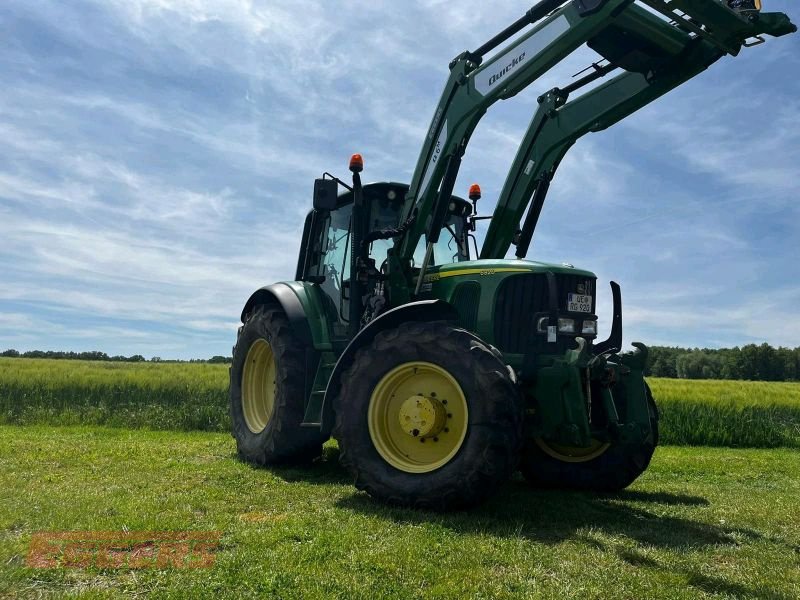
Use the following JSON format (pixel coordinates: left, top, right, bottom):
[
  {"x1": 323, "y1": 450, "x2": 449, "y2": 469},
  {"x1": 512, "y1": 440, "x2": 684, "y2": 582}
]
[{"x1": 230, "y1": 0, "x2": 795, "y2": 509}]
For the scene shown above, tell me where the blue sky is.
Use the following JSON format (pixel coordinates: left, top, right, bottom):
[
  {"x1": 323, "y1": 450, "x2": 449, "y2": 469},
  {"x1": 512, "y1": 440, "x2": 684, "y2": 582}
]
[{"x1": 1, "y1": 1, "x2": 798, "y2": 359}]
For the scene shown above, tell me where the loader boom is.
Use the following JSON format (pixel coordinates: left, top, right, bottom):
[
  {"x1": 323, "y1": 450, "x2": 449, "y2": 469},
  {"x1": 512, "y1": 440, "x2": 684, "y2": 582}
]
[
  {"x1": 392, "y1": 0, "x2": 795, "y2": 291},
  {"x1": 481, "y1": 38, "x2": 721, "y2": 259}
]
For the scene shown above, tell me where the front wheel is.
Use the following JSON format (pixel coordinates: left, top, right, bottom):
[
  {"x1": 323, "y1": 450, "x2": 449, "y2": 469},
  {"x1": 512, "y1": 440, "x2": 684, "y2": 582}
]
[
  {"x1": 520, "y1": 383, "x2": 659, "y2": 491},
  {"x1": 333, "y1": 321, "x2": 524, "y2": 510}
]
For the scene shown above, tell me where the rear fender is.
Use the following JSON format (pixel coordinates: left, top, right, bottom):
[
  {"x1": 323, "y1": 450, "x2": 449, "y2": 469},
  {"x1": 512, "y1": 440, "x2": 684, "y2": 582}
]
[
  {"x1": 319, "y1": 300, "x2": 459, "y2": 435},
  {"x1": 240, "y1": 282, "x2": 331, "y2": 410},
  {"x1": 241, "y1": 283, "x2": 315, "y2": 346}
]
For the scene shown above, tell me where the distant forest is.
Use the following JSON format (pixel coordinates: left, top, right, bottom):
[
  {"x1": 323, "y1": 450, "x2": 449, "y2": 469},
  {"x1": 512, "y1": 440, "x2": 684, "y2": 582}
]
[
  {"x1": 646, "y1": 344, "x2": 800, "y2": 382},
  {"x1": 0, "y1": 349, "x2": 231, "y2": 364},
  {"x1": 2, "y1": 344, "x2": 799, "y2": 382}
]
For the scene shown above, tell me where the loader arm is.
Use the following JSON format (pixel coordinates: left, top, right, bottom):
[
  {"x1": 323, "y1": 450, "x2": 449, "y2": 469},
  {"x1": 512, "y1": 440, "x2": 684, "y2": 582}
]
[
  {"x1": 481, "y1": 3, "x2": 796, "y2": 259},
  {"x1": 395, "y1": 0, "x2": 634, "y2": 264},
  {"x1": 391, "y1": 0, "x2": 795, "y2": 292},
  {"x1": 480, "y1": 38, "x2": 723, "y2": 259}
]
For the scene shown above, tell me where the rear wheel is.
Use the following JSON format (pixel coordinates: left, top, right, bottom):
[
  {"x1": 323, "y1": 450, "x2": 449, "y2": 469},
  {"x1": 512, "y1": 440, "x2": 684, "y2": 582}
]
[
  {"x1": 520, "y1": 383, "x2": 659, "y2": 491},
  {"x1": 229, "y1": 305, "x2": 325, "y2": 464},
  {"x1": 333, "y1": 321, "x2": 523, "y2": 510}
]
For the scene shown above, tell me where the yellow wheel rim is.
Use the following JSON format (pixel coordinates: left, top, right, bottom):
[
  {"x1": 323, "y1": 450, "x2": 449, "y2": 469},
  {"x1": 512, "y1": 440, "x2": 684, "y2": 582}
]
[
  {"x1": 534, "y1": 437, "x2": 610, "y2": 463},
  {"x1": 241, "y1": 339, "x2": 277, "y2": 434},
  {"x1": 368, "y1": 361, "x2": 468, "y2": 474}
]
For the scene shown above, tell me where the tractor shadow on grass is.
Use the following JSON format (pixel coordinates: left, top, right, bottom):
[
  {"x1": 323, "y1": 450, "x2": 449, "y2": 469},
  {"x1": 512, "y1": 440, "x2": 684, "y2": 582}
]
[
  {"x1": 269, "y1": 453, "x2": 791, "y2": 599},
  {"x1": 265, "y1": 448, "x2": 761, "y2": 555},
  {"x1": 336, "y1": 479, "x2": 793, "y2": 599},
  {"x1": 612, "y1": 546, "x2": 791, "y2": 600},
  {"x1": 335, "y1": 476, "x2": 761, "y2": 551}
]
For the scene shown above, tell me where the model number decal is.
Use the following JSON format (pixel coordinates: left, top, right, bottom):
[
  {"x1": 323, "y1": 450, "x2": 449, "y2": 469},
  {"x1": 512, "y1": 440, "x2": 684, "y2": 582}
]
[
  {"x1": 419, "y1": 120, "x2": 447, "y2": 197},
  {"x1": 424, "y1": 268, "x2": 531, "y2": 283},
  {"x1": 428, "y1": 107, "x2": 444, "y2": 140}
]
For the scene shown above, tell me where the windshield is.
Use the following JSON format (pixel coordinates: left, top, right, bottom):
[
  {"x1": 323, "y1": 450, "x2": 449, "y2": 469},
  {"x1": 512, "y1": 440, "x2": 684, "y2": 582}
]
[
  {"x1": 412, "y1": 214, "x2": 469, "y2": 268},
  {"x1": 364, "y1": 186, "x2": 469, "y2": 269}
]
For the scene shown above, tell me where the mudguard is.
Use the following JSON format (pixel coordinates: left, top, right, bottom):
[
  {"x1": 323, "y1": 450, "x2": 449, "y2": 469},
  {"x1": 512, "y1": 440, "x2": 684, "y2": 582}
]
[
  {"x1": 319, "y1": 299, "x2": 459, "y2": 435},
  {"x1": 240, "y1": 283, "x2": 314, "y2": 347},
  {"x1": 240, "y1": 283, "x2": 327, "y2": 413}
]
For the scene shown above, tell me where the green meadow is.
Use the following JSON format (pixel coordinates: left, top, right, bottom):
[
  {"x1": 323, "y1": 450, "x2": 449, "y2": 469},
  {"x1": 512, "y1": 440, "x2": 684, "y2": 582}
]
[
  {"x1": 0, "y1": 427, "x2": 798, "y2": 599},
  {"x1": 0, "y1": 360, "x2": 798, "y2": 597},
  {"x1": 1, "y1": 358, "x2": 798, "y2": 448}
]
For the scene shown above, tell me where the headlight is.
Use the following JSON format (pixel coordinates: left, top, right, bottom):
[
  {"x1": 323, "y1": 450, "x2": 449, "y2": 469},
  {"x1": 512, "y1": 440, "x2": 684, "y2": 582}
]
[
  {"x1": 558, "y1": 318, "x2": 575, "y2": 333},
  {"x1": 582, "y1": 320, "x2": 597, "y2": 335},
  {"x1": 538, "y1": 317, "x2": 578, "y2": 334}
]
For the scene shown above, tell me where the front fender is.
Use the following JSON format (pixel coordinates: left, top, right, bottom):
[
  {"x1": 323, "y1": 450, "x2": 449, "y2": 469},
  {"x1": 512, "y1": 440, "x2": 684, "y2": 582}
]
[{"x1": 319, "y1": 299, "x2": 459, "y2": 435}]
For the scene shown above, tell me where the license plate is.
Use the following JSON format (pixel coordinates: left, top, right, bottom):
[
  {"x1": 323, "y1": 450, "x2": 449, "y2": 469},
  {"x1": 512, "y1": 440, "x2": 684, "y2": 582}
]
[{"x1": 567, "y1": 293, "x2": 592, "y2": 313}]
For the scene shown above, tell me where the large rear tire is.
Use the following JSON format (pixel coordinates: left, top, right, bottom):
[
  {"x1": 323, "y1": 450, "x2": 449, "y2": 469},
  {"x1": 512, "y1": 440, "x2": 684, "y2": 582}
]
[
  {"x1": 520, "y1": 383, "x2": 659, "y2": 491},
  {"x1": 333, "y1": 321, "x2": 524, "y2": 510},
  {"x1": 229, "y1": 305, "x2": 325, "y2": 464}
]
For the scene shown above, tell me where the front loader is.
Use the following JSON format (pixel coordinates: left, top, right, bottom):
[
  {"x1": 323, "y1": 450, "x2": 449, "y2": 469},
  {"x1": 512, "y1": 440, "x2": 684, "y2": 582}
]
[{"x1": 229, "y1": 0, "x2": 795, "y2": 509}]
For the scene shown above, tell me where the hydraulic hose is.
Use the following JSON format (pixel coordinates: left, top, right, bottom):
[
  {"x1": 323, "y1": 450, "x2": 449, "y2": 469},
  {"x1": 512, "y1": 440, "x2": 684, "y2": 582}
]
[{"x1": 471, "y1": 0, "x2": 568, "y2": 58}]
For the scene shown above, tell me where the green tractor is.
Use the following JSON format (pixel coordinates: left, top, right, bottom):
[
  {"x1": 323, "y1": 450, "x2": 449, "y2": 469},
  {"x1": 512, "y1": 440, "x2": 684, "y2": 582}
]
[{"x1": 230, "y1": 0, "x2": 795, "y2": 509}]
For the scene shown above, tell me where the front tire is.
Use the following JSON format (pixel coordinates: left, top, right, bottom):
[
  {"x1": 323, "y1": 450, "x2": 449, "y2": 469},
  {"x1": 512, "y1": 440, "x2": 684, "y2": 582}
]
[
  {"x1": 229, "y1": 305, "x2": 325, "y2": 464},
  {"x1": 333, "y1": 321, "x2": 523, "y2": 510},
  {"x1": 519, "y1": 383, "x2": 659, "y2": 491}
]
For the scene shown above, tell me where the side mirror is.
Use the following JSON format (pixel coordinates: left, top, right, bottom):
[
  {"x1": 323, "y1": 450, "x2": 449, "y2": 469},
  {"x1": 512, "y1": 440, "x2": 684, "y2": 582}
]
[{"x1": 313, "y1": 178, "x2": 339, "y2": 211}]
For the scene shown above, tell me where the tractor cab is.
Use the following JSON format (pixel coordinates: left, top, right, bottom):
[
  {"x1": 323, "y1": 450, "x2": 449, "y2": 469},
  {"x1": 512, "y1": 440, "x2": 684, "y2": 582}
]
[{"x1": 296, "y1": 181, "x2": 471, "y2": 340}]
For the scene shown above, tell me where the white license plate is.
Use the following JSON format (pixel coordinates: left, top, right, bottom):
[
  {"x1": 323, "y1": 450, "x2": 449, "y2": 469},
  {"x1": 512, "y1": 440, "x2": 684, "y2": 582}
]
[{"x1": 567, "y1": 293, "x2": 592, "y2": 313}]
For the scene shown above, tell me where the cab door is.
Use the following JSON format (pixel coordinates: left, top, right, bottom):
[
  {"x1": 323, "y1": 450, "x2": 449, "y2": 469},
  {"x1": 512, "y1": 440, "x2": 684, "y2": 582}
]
[{"x1": 301, "y1": 202, "x2": 354, "y2": 342}]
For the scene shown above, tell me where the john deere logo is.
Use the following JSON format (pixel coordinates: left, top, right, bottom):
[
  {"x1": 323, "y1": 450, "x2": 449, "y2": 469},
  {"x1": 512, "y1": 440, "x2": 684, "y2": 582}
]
[{"x1": 577, "y1": 283, "x2": 586, "y2": 294}]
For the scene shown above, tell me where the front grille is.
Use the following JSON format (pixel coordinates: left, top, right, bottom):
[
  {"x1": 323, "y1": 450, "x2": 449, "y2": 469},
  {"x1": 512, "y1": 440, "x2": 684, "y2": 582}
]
[{"x1": 493, "y1": 273, "x2": 596, "y2": 354}]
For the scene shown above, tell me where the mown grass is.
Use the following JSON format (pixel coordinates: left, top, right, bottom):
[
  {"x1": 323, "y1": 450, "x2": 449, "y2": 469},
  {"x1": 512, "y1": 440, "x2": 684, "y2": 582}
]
[
  {"x1": 1, "y1": 358, "x2": 799, "y2": 448},
  {"x1": 0, "y1": 426, "x2": 798, "y2": 599}
]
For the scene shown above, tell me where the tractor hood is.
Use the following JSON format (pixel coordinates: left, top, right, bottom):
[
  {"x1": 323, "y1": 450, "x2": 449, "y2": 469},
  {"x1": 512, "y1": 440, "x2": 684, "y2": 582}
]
[{"x1": 420, "y1": 259, "x2": 596, "y2": 283}]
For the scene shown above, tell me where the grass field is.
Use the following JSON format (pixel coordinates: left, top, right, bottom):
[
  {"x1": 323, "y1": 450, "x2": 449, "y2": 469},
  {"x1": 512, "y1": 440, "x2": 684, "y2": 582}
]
[
  {"x1": 0, "y1": 358, "x2": 227, "y2": 432},
  {"x1": 1, "y1": 358, "x2": 799, "y2": 448},
  {"x1": 648, "y1": 378, "x2": 800, "y2": 447},
  {"x1": 0, "y1": 426, "x2": 798, "y2": 599}
]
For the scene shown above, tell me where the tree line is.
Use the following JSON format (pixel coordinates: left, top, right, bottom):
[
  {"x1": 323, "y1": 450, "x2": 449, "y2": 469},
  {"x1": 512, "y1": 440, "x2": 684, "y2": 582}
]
[
  {"x1": 0, "y1": 349, "x2": 232, "y2": 364},
  {"x1": 646, "y1": 343, "x2": 800, "y2": 381},
  {"x1": 3, "y1": 344, "x2": 799, "y2": 380}
]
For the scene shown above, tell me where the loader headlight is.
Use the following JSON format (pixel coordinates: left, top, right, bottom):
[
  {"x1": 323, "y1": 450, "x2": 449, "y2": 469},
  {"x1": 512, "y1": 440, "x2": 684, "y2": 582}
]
[
  {"x1": 537, "y1": 317, "x2": 548, "y2": 333},
  {"x1": 558, "y1": 318, "x2": 575, "y2": 333},
  {"x1": 582, "y1": 320, "x2": 597, "y2": 335}
]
